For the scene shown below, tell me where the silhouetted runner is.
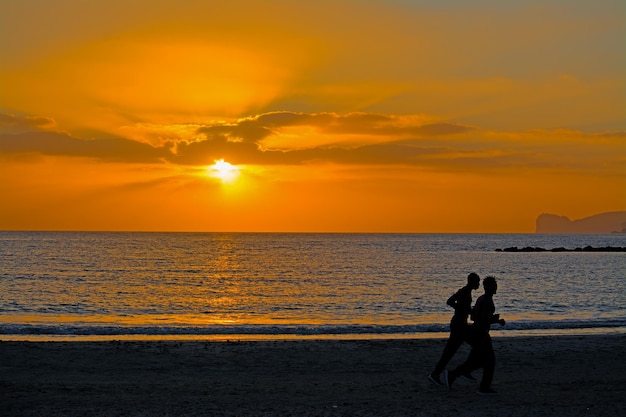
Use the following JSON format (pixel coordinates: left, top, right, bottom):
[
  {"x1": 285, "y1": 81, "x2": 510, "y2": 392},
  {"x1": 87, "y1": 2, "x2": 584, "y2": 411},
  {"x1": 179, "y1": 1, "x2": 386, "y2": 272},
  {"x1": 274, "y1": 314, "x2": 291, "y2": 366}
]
[
  {"x1": 427, "y1": 272, "x2": 480, "y2": 386},
  {"x1": 444, "y1": 276, "x2": 505, "y2": 395}
]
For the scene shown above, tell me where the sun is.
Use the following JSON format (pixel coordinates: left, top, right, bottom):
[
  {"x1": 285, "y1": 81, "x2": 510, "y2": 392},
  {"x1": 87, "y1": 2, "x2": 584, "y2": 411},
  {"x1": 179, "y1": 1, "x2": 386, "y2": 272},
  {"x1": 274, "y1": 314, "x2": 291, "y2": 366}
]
[{"x1": 208, "y1": 159, "x2": 240, "y2": 182}]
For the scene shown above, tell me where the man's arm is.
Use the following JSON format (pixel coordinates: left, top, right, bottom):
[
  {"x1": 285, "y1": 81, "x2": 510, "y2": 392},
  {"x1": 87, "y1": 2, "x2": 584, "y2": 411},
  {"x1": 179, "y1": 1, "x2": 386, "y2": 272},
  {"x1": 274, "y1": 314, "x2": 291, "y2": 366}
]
[
  {"x1": 484, "y1": 298, "x2": 506, "y2": 326},
  {"x1": 490, "y1": 313, "x2": 506, "y2": 326},
  {"x1": 472, "y1": 296, "x2": 505, "y2": 326},
  {"x1": 446, "y1": 289, "x2": 461, "y2": 309}
]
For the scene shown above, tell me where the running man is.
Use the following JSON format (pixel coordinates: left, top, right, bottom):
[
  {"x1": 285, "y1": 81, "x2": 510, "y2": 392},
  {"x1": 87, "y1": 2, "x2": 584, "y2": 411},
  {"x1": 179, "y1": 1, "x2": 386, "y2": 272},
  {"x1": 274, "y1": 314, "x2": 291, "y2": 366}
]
[
  {"x1": 427, "y1": 272, "x2": 480, "y2": 386},
  {"x1": 444, "y1": 276, "x2": 506, "y2": 395}
]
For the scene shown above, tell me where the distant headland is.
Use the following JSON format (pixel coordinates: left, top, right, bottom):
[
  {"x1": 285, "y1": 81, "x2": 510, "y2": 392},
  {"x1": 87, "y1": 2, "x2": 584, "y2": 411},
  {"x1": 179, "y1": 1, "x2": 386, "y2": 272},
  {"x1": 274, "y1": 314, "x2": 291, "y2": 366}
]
[{"x1": 535, "y1": 211, "x2": 626, "y2": 234}]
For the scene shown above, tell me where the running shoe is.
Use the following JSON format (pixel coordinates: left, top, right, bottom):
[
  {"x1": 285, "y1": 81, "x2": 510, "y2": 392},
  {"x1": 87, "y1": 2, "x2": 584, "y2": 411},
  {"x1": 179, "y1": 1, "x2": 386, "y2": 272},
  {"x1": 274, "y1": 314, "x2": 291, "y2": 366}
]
[
  {"x1": 427, "y1": 374, "x2": 444, "y2": 386},
  {"x1": 460, "y1": 373, "x2": 477, "y2": 382}
]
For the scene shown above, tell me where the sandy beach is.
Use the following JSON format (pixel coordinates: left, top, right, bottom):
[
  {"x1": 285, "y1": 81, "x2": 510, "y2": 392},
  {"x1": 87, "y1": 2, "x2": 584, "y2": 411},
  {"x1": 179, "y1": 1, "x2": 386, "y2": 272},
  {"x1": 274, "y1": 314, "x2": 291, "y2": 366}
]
[{"x1": 1, "y1": 334, "x2": 625, "y2": 417}]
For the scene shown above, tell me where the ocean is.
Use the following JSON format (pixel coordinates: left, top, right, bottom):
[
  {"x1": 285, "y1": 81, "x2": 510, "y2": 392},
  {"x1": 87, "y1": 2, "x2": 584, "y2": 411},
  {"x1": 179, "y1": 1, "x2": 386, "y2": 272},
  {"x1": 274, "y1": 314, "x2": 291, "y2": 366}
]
[{"x1": 1, "y1": 232, "x2": 625, "y2": 341}]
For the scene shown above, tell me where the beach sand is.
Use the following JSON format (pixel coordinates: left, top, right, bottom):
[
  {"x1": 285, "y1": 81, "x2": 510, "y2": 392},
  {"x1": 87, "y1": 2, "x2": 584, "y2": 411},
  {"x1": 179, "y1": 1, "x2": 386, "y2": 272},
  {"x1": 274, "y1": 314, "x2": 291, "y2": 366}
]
[{"x1": 1, "y1": 334, "x2": 625, "y2": 416}]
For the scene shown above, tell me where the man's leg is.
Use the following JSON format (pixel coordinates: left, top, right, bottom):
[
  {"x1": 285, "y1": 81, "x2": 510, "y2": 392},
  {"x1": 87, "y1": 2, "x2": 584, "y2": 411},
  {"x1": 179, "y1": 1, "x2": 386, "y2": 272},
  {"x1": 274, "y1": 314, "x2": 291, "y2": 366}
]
[
  {"x1": 432, "y1": 327, "x2": 464, "y2": 375},
  {"x1": 445, "y1": 330, "x2": 486, "y2": 389},
  {"x1": 478, "y1": 336, "x2": 496, "y2": 392}
]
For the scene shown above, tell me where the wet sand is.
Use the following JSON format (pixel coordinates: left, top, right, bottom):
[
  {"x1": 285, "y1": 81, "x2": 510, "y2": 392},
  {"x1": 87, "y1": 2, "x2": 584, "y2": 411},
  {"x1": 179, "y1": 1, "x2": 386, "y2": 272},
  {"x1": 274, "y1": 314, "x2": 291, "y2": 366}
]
[{"x1": 1, "y1": 334, "x2": 625, "y2": 416}]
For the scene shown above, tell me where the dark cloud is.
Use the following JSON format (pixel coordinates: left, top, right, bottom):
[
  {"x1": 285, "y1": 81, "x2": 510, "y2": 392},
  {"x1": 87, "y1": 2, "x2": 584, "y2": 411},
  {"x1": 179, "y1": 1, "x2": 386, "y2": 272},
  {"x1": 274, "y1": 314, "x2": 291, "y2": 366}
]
[
  {"x1": 169, "y1": 135, "x2": 456, "y2": 167},
  {"x1": 0, "y1": 113, "x2": 56, "y2": 129},
  {"x1": 0, "y1": 131, "x2": 170, "y2": 163},
  {"x1": 197, "y1": 123, "x2": 273, "y2": 143},
  {"x1": 171, "y1": 135, "x2": 260, "y2": 165},
  {"x1": 190, "y1": 111, "x2": 477, "y2": 165},
  {"x1": 0, "y1": 111, "x2": 482, "y2": 167},
  {"x1": 592, "y1": 131, "x2": 626, "y2": 140},
  {"x1": 197, "y1": 112, "x2": 477, "y2": 143},
  {"x1": 410, "y1": 123, "x2": 477, "y2": 136}
]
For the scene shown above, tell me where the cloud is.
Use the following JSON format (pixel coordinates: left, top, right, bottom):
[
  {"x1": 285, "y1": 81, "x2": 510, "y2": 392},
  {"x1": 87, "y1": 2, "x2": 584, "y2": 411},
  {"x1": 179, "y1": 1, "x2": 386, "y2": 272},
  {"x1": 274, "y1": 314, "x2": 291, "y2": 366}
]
[
  {"x1": 0, "y1": 131, "x2": 170, "y2": 163},
  {"x1": 591, "y1": 131, "x2": 626, "y2": 140},
  {"x1": 181, "y1": 112, "x2": 479, "y2": 166},
  {"x1": 1, "y1": 111, "x2": 622, "y2": 174},
  {"x1": 0, "y1": 112, "x2": 478, "y2": 167},
  {"x1": 198, "y1": 112, "x2": 477, "y2": 143},
  {"x1": 0, "y1": 113, "x2": 56, "y2": 130},
  {"x1": 173, "y1": 134, "x2": 450, "y2": 166}
]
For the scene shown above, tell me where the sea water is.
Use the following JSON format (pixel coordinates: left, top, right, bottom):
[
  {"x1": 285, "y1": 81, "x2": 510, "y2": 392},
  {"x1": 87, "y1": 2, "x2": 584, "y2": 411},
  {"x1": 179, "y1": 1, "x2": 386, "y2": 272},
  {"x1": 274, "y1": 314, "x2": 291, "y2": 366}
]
[{"x1": 1, "y1": 232, "x2": 625, "y2": 340}]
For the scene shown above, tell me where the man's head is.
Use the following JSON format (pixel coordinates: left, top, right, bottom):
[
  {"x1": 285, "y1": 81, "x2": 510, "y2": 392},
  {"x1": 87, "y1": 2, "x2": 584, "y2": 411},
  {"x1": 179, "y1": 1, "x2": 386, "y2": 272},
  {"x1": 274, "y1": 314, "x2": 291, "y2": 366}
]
[
  {"x1": 483, "y1": 276, "x2": 498, "y2": 294},
  {"x1": 467, "y1": 272, "x2": 480, "y2": 289}
]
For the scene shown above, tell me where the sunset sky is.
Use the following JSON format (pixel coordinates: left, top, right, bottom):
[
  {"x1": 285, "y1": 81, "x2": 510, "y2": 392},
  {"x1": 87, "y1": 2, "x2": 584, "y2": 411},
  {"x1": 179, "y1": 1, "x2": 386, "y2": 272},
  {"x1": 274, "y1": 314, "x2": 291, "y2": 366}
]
[{"x1": 1, "y1": 0, "x2": 624, "y2": 232}]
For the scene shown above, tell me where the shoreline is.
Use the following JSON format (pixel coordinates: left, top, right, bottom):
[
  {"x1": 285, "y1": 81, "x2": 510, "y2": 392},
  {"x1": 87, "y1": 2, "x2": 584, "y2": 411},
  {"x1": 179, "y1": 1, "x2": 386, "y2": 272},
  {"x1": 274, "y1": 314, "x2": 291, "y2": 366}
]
[
  {"x1": 2, "y1": 334, "x2": 625, "y2": 416},
  {"x1": 1, "y1": 326, "x2": 624, "y2": 343}
]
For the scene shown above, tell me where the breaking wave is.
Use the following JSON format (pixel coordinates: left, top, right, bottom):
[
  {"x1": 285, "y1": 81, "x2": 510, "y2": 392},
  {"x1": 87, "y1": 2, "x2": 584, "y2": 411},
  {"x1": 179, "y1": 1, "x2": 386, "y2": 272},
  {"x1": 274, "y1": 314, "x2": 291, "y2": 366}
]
[{"x1": 3, "y1": 318, "x2": 626, "y2": 338}]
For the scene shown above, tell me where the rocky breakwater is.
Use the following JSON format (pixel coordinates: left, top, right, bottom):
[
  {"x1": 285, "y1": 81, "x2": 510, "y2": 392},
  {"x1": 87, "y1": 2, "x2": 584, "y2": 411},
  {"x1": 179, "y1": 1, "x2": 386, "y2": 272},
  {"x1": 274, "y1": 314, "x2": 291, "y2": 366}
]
[{"x1": 496, "y1": 246, "x2": 626, "y2": 252}]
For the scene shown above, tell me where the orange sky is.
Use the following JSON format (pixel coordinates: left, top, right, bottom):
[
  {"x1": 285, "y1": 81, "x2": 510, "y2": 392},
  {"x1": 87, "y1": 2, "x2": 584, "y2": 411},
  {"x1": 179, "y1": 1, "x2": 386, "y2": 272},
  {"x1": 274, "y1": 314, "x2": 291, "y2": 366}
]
[{"x1": 1, "y1": 0, "x2": 624, "y2": 232}]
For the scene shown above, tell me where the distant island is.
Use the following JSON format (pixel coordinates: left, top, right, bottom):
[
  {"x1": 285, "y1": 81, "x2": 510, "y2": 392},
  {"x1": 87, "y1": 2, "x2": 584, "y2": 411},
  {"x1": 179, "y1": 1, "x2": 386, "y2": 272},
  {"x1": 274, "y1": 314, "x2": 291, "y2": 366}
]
[{"x1": 535, "y1": 211, "x2": 626, "y2": 234}]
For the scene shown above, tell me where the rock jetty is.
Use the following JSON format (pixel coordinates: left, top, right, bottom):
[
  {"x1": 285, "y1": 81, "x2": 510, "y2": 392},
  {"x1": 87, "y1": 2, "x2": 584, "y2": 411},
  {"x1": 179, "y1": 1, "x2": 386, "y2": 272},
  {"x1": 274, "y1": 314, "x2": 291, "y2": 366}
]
[{"x1": 495, "y1": 246, "x2": 626, "y2": 252}]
